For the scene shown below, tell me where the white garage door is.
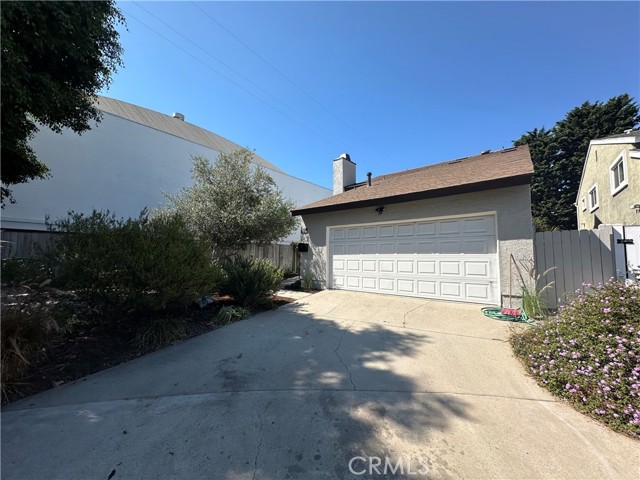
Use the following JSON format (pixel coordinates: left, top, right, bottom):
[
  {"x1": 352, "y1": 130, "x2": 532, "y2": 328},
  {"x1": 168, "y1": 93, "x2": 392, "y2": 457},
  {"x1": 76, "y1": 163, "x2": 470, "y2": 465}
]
[{"x1": 329, "y1": 214, "x2": 499, "y2": 304}]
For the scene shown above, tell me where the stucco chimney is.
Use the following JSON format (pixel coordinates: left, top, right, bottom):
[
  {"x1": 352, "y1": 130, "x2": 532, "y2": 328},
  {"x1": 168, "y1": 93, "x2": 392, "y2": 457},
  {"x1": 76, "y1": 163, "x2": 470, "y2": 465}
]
[{"x1": 333, "y1": 153, "x2": 356, "y2": 195}]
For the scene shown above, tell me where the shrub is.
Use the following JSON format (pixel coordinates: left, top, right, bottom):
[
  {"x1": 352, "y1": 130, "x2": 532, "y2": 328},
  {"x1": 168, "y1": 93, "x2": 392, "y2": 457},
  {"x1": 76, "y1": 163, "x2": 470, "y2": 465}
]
[
  {"x1": 134, "y1": 317, "x2": 188, "y2": 351},
  {"x1": 220, "y1": 256, "x2": 283, "y2": 307},
  {"x1": 512, "y1": 280, "x2": 640, "y2": 437},
  {"x1": 213, "y1": 305, "x2": 251, "y2": 325},
  {"x1": 44, "y1": 210, "x2": 220, "y2": 317},
  {"x1": 1, "y1": 309, "x2": 56, "y2": 396},
  {"x1": 1, "y1": 258, "x2": 52, "y2": 286},
  {"x1": 302, "y1": 271, "x2": 314, "y2": 291}
]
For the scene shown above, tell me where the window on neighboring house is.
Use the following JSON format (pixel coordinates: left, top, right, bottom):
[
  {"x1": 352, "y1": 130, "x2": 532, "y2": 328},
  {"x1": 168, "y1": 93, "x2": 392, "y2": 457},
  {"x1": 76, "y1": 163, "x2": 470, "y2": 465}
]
[
  {"x1": 588, "y1": 184, "x2": 599, "y2": 212},
  {"x1": 580, "y1": 197, "x2": 586, "y2": 211},
  {"x1": 610, "y1": 152, "x2": 628, "y2": 195}
]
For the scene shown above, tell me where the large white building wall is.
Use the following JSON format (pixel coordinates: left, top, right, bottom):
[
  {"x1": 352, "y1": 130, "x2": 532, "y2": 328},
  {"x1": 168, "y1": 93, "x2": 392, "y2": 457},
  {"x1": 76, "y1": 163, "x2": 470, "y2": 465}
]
[{"x1": 1, "y1": 113, "x2": 331, "y2": 243}]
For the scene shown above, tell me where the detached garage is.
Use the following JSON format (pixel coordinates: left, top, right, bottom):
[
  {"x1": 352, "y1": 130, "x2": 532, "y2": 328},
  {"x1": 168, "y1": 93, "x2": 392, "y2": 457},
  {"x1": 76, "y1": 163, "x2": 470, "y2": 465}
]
[{"x1": 292, "y1": 146, "x2": 534, "y2": 306}]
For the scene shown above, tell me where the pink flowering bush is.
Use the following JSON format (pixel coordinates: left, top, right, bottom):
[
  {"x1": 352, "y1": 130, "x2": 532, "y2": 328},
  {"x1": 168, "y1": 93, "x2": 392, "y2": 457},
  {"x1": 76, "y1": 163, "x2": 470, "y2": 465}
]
[{"x1": 512, "y1": 280, "x2": 640, "y2": 438}]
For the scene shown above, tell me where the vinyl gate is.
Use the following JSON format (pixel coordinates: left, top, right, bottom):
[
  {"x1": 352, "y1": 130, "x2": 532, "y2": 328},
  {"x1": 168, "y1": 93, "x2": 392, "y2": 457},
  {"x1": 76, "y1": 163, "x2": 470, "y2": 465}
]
[{"x1": 534, "y1": 225, "x2": 638, "y2": 308}]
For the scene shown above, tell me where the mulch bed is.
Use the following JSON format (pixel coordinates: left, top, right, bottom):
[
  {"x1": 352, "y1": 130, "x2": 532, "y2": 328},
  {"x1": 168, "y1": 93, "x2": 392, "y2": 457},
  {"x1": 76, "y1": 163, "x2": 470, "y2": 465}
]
[{"x1": 1, "y1": 287, "x2": 294, "y2": 405}]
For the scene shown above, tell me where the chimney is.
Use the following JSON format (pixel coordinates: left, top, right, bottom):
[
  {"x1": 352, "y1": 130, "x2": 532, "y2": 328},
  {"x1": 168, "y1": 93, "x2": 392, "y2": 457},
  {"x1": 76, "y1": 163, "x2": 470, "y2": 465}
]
[
  {"x1": 172, "y1": 112, "x2": 185, "y2": 121},
  {"x1": 333, "y1": 153, "x2": 356, "y2": 195}
]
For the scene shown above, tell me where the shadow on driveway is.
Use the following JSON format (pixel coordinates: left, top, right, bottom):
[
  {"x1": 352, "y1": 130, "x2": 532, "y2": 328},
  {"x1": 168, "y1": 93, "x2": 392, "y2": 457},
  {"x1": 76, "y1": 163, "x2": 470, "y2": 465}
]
[{"x1": 2, "y1": 292, "x2": 471, "y2": 479}]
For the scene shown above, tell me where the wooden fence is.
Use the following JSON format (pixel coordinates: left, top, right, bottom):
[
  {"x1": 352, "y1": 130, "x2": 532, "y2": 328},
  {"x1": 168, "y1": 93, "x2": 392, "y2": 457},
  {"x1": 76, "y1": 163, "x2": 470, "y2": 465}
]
[
  {"x1": 1, "y1": 229, "x2": 300, "y2": 273},
  {"x1": 1, "y1": 230, "x2": 59, "y2": 259},
  {"x1": 231, "y1": 243, "x2": 300, "y2": 274},
  {"x1": 534, "y1": 225, "x2": 620, "y2": 308}
]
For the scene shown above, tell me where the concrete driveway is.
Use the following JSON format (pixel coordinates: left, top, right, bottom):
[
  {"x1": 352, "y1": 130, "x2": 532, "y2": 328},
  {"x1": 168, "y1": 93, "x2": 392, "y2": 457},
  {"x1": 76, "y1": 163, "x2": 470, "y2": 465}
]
[{"x1": 2, "y1": 290, "x2": 638, "y2": 479}]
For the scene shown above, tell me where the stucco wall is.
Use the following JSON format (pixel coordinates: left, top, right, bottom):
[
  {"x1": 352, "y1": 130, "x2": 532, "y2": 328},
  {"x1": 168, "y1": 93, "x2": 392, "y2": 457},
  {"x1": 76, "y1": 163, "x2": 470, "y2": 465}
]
[
  {"x1": 577, "y1": 144, "x2": 640, "y2": 229},
  {"x1": 299, "y1": 185, "x2": 534, "y2": 306},
  {"x1": 1, "y1": 113, "x2": 331, "y2": 243}
]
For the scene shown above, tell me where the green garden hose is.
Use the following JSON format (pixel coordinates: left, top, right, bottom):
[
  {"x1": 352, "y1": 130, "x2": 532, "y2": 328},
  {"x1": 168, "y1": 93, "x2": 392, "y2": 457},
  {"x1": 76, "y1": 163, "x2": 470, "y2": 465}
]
[{"x1": 481, "y1": 306, "x2": 535, "y2": 325}]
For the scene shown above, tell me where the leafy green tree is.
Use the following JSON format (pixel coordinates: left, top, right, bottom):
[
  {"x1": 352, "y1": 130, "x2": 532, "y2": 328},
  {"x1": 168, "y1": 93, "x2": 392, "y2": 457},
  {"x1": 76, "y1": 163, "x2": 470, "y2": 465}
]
[
  {"x1": 165, "y1": 149, "x2": 298, "y2": 256},
  {"x1": 1, "y1": 1, "x2": 125, "y2": 206},
  {"x1": 515, "y1": 94, "x2": 640, "y2": 231}
]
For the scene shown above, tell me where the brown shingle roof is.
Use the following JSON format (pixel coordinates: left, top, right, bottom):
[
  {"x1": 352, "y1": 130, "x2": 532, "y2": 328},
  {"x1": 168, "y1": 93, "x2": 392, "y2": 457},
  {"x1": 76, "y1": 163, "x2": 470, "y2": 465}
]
[{"x1": 292, "y1": 145, "x2": 533, "y2": 215}]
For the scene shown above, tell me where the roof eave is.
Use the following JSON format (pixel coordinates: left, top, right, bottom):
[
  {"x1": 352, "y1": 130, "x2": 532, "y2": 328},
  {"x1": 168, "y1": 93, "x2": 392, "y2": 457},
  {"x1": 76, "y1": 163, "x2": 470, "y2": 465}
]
[
  {"x1": 291, "y1": 173, "x2": 532, "y2": 216},
  {"x1": 591, "y1": 135, "x2": 640, "y2": 145}
]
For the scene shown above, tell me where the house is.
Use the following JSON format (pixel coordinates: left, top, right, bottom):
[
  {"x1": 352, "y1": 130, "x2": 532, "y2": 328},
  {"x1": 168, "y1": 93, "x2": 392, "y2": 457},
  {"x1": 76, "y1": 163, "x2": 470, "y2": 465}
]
[
  {"x1": 576, "y1": 129, "x2": 640, "y2": 230},
  {"x1": 292, "y1": 146, "x2": 534, "y2": 306},
  {"x1": 1, "y1": 96, "x2": 331, "y2": 244}
]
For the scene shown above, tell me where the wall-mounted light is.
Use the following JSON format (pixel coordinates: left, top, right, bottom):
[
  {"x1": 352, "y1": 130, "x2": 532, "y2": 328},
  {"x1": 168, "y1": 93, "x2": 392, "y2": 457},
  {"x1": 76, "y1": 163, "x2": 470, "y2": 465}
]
[{"x1": 375, "y1": 206, "x2": 386, "y2": 215}]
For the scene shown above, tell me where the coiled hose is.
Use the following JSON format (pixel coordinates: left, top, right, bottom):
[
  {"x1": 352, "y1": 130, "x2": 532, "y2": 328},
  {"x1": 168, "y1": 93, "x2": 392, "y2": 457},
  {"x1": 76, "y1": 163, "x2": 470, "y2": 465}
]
[{"x1": 481, "y1": 306, "x2": 535, "y2": 325}]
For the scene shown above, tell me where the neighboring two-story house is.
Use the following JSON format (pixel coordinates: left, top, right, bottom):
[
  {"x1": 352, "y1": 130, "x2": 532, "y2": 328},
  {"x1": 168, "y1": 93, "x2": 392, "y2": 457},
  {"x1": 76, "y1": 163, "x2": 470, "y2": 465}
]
[{"x1": 576, "y1": 130, "x2": 640, "y2": 229}]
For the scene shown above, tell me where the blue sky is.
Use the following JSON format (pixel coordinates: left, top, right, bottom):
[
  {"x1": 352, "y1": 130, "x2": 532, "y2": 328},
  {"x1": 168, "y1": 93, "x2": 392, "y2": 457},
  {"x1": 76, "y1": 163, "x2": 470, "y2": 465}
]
[{"x1": 105, "y1": 1, "x2": 640, "y2": 190}]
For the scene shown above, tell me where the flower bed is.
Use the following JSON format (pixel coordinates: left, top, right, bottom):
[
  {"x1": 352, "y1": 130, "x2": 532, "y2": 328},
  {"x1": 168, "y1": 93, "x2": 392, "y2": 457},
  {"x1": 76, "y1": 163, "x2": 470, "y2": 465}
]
[{"x1": 512, "y1": 280, "x2": 640, "y2": 438}]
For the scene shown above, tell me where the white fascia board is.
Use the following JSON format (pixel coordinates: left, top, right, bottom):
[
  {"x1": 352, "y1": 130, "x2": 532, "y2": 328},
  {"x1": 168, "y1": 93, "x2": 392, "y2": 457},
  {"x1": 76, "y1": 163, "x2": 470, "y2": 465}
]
[{"x1": 591, "y1": 136, "x2": 640, "y2": 145}]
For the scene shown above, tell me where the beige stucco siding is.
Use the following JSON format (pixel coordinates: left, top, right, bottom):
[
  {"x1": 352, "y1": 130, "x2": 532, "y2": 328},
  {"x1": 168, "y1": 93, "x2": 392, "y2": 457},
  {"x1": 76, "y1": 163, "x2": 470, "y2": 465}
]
[
  {"x1": 577, "y1": 144, "x2": 640, "y2": 229},
  {"x1": 299, "y1": 184, "x2": 533, "y2": 307}
]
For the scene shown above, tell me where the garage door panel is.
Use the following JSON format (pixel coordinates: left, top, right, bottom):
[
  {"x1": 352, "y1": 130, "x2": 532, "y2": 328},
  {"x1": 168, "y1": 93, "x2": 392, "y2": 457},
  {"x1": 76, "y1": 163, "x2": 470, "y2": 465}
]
[
  {"x1": 418, "y1": 280, "x2": 437, "y2": 295},
  {"x1": 417, "y1": 241, "x2": 436, "y2": 254},
  {"x1": 362, "y1": 260, "x2": 376, "y2": 272},
  {"x1": 333, "y1": 229, "x2": 346, "y2": 240},
  {"x1": 379, "y1": 225, "x2": 394, "y2": 237},
  {"x1": 329, "y1": 215, "x2": 498, "y2": 304},
  {"x1": 397, "y1": 261, "x2": 415, "y2": 274},
  {"x1": 418, "y1": 261, "x2": 437, "y2": 274},
  {"x1": 379, "y1": 260, "x2": 395, "y2": 273},
  {"x1": 379, "y1": 243, "x2": 395, "y2": 254},
  {"x1": 346, "y1": 244, "x2": 360, "y2": 255},
  {"x1": 379, "y1": 278, "x2": 395, "y2": 291},
  {"x1": 346, "y1": 276, "x2": 360, "y2": 288},
  {"x1": 440, "y1": 261, "x2": 461, "y2": 275},
  {"x1": 463, "y1": 239, "x2": 487, "y2": 254},
  {"x1": 347, "y1": 228, "x2": 360, "y2": 239},
  {"x1": 397, "y1": 242, "x2": 414, "y2": 254},
  {"x1": 362, "y1": 277, "x2": 377, "y2": 289},
  {"x1": 438, "y1": 239, "x2": 461, "y2": 253},
  {"x1": 397, "y1": 224, "x2": 414, "y2": 236},
  {"x1": 466, "y1": 283, "x2": 490, "y2": 300},
  {"x1": 441, "y1": 282, "x2": 462, "y2": 297},
  {"x1": 362, "y1": 243, "x2": 376, "y2": 254},
  {"x1": 417, "y1": 222, "x2": 436, "y2": 236},
  {"x1": 362, "y1": 227, "x2": 376, "y2": 238},
  {"x1": 439, "y1": 220, "x2": 461, "y2": 235},
  {"x1": 463, "y1": 217, "x2": 494, "y2": 235},
  {"x1": 397, "y1": 279, "x2": 415, "y2": 294},
  {"x1": 347, "y1": 260, "x2": 360, "y2": 271},
  {"x1": 465, "y1": 261, "x2": 489, "y2": 277}
]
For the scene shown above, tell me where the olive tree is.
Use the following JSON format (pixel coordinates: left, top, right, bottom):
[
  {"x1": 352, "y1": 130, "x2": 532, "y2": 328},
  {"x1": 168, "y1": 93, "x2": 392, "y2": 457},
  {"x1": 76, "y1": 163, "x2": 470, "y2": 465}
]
[{"x1": 165, "y1": 148, "x2": 297, "y2": 256}]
